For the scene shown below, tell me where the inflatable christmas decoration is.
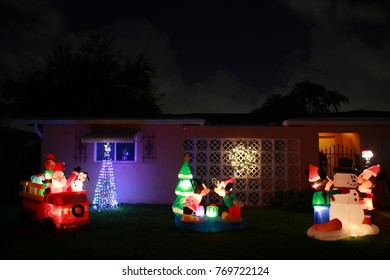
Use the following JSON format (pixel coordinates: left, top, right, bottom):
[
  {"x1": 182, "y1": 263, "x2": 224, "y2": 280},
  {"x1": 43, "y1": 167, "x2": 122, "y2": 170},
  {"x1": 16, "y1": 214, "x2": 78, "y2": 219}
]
[
  {"x1": 206, "y1": 204, "x2": 219, "y2": 218},
  {"x1": 182, "y1": 177, "x2": 210, "y2": 221},
  {"x1": 195, "y1": 205, "x2": 205, "y2": 217},
  {"x1": 330, "y1": 165, "x2": 380, "y2": 238},
  {"x1": 39, "y1": 153, "x2": 56, "y2": 195},
  {"x1": 18, "y1": 153, "x2": 90, "y2": 230},
  {"x1": 172, "y1": 154, "x2": 196, "y2": 216},
  {"x1": 306, "y1": 165, "x2": 347, "y2": 241},
  {"x1": 358, "y1": 165, "x2": 381, "y2": 225},
  {"x1": 307, "y1": 163, "x2": 381, "y2": 241},
  {"x1": 69, "y1": 171, "x2": 89, "y2": 192},
  {"x1": 213, "y1": 177, "x2": 244, "y2": 222},
  {"x1": 174, "y1": 154, "x2": 246, "y2": 232},
  {"x1": 49, "y1": 161, "x2": 67, "y2": 193}
]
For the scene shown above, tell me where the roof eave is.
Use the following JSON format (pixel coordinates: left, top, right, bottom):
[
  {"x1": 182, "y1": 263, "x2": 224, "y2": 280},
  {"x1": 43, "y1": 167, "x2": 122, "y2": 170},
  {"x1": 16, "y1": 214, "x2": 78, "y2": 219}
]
[
  {"x1": 282, "y1": 118, "x2": 390, "y2": 126},
  {"x1": 12, "y1": 118, "x2": 206, "y2": 126}
]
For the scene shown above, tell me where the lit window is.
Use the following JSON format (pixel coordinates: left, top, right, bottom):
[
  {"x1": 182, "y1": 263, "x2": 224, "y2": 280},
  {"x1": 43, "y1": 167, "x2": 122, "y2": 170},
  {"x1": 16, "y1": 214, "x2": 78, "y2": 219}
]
[{"x1": 95, "y1": 142, "x2": 136, "y2": 162}]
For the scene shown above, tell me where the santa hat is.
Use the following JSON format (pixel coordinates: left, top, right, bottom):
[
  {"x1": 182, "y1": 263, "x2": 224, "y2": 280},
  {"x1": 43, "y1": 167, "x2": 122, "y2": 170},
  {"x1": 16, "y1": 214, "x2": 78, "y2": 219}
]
[
  {"x1": 364, "y1": 164, "x2": 380, "y2": 178},
  {"x1": 223, "y1": 177, "x2": 234, "y2": 186},
  {"x1": 223, "y1": 177, "x2": 234, "y2": 191},
  {"x1": 308, "y1": 165, "x2": 321, "y2": 182},
  {"x1": 44, "y1": 153, "x2": 56, "y2": 162},
  {"x1": 53, "y1": 161, "x2": 65, "y2": 172}
]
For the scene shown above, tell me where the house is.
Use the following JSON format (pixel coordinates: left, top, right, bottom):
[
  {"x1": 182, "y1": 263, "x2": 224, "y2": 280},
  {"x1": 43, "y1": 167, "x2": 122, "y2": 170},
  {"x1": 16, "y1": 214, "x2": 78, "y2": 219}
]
[{"x1": 11, "y1": 111, "x2": 390, "y2": 208}]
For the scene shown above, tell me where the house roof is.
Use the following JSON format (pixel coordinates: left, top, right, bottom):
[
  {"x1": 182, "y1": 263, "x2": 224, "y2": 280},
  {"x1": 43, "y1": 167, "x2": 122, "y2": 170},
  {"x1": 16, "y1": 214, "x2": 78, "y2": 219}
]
[
  {"x1": 10, "y1": 113, "x2": 270, "y2": 127},
  {"x1": 12, "y1": 117, "x2": 206, "y2": 126},
  {"x1": 282, "y1": 111, "x2": 390, "y2": 126},
  {"x1": 10, "y1": 110, "x2": 390, "y2": 127},
  {"x1": 282, "y1": 118, "x2": 390, "y2": 126}
]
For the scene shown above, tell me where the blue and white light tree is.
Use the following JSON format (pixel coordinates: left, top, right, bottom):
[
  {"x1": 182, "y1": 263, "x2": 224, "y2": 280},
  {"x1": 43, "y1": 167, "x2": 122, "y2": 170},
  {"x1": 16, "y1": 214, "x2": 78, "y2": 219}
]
[{"x1": 93, "y1": 143, "x2": 118, "y2": 210}]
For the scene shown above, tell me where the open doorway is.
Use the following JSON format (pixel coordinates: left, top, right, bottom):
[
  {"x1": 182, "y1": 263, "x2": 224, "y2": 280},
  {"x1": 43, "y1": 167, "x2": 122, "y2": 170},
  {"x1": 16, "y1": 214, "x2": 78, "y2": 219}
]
[{"x1": 319, "y1": 132, "x2": 361, "y2": 177}]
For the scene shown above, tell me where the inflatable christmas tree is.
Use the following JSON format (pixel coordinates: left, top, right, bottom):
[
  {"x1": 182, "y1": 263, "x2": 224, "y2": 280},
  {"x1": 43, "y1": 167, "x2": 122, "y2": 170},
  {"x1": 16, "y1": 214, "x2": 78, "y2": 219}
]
[{"x1": 172, "y1": 155, "x2": 194, "y2": 215}]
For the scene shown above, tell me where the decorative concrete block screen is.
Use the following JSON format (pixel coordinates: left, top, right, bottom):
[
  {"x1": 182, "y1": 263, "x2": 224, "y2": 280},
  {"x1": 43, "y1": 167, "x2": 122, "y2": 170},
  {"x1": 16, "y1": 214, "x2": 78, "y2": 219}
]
[{"x1": 183, "y1": 138, "x2": 301, "y2": 206}]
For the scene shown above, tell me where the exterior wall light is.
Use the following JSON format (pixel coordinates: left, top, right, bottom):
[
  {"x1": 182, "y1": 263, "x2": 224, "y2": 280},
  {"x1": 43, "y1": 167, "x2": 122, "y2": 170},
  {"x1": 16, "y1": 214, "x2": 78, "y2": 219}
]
[{"x1": 361, "y1": 147, "x2": 373, "y2": 167}]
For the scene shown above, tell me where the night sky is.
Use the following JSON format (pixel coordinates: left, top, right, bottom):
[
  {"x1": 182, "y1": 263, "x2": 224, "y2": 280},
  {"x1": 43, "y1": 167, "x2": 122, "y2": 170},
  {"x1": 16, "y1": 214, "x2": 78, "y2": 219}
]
[{"x1": 1, "y1": 0, "x2": 390, "y2": 114}]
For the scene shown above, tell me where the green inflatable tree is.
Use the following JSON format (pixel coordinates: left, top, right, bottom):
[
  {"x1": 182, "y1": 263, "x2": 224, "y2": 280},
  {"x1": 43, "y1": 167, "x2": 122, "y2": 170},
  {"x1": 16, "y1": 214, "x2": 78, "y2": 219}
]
[{"x1": 172, "y1": 156, "x2": 194, "y2": 215}]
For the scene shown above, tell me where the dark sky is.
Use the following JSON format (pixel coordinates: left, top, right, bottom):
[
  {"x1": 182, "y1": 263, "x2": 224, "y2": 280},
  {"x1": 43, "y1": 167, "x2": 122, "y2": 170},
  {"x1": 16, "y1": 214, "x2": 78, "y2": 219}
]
[{"x1": 1, "y1": 0, "x2": 390, "y2": 114}]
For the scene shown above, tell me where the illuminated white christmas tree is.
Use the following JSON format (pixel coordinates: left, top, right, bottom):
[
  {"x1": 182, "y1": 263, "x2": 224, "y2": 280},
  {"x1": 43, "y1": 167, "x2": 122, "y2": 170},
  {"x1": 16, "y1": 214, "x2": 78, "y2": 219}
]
[{"x1": 93, "y1": 143, "x2": 118, "y2": 210}]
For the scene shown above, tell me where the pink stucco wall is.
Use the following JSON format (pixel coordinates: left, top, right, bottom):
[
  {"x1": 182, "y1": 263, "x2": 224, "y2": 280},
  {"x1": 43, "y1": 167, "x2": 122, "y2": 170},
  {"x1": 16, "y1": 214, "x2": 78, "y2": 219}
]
[
  {"x1": 182, "y1": 124, "x2": 317, "y2": 192},
  {"x1": 41, "y1": 124, "x2": 185, "y2": 205},
  {"x1": 38, "y1": 120, "x2": 390, "y2": 207}
]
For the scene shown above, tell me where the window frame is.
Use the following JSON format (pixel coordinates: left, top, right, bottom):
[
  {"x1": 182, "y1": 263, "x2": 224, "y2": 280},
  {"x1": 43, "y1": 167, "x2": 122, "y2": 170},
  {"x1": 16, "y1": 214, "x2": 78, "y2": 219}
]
[{"x1": 94, "y1": 140, "x2": 137, "y2": 163}]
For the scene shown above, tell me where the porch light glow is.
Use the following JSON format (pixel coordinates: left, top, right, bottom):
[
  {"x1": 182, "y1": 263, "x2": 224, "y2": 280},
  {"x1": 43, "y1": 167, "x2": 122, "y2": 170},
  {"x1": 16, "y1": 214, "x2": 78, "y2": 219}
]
[{"x1": 362, "y1": 147, "x2": 373, "y2": 166}]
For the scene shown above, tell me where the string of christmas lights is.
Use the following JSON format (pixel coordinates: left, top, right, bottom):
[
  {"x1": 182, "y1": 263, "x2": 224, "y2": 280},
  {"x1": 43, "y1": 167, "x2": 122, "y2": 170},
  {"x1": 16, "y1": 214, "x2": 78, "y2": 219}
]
[
  {"x1": 93, "y1": 143, "x2": 118, "y2": 210},
  {"x1": 228, "y1": 144, "x2": 257, "y2": 172}
]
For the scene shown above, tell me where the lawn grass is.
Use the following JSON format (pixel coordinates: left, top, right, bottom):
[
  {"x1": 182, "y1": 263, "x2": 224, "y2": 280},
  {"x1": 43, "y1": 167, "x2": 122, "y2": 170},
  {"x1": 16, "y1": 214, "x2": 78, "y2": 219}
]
[{"x1": 2, "y1": 202, "x2": 390, "y2": 260}]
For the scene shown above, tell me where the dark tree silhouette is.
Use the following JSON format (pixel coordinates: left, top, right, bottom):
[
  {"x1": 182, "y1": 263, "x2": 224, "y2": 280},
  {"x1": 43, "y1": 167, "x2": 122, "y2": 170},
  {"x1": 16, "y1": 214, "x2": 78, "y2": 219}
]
[
  {"x1": 289, "y1": 81, "x2": 348, "y2": 114},
  {"x1": 0, "y1": 31, "x2": 163, "y2": 119},
  {"x1": 253, "y1": 81, "x2": 349, "y2": 122}
]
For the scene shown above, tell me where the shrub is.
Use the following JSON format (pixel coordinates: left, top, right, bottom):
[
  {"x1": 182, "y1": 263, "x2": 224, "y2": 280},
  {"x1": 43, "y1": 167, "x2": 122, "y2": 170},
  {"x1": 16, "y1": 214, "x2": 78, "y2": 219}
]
[{"x1": 271, "y1": 191, "x2": 312, "y2": 212}]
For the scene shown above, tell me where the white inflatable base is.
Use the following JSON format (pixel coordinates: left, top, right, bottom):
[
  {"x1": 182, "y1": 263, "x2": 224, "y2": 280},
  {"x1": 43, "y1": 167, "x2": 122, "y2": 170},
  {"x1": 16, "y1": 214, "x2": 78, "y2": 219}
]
[
  {"x1": 307, "y1": 226, "x2": 349, "y2": 241},
  {"x1": 307, "y1": 223, "x2": 380, "y2": 241}
]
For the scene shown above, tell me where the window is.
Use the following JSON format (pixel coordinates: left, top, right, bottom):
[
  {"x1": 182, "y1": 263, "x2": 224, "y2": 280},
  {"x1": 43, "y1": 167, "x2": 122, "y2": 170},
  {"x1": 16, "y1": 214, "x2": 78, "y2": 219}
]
[{"x1": 95, "y1": 142, "x2": 136, "y2": 162}]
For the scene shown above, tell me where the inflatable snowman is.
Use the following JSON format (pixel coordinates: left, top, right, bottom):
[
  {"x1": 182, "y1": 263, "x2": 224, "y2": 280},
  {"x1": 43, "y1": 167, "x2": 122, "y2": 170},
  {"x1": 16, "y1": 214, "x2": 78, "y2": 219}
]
[
  {"x1": 330, "y1": 168, "x2": 380, "y2": 237},
  {"x1": 306, "y1": 165, "x2": 348, "y2": 241}
]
